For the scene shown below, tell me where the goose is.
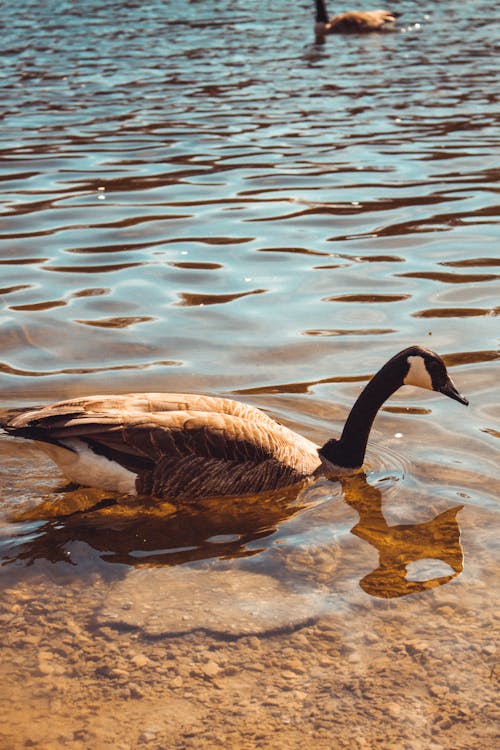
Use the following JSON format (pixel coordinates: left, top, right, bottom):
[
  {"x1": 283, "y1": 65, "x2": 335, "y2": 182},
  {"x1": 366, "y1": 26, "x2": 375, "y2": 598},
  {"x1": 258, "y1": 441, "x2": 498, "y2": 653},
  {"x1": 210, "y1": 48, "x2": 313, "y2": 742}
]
[
  {"x1": 0, "y1": 346, "x2": 467, "y2": 501},
  {"x1": 314, "y1": 0, "x2": 397, "y2": 37}
]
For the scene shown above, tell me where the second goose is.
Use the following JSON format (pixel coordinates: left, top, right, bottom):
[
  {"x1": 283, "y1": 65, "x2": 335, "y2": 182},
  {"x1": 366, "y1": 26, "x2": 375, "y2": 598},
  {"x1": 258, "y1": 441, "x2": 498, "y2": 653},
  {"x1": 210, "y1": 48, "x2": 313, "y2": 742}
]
[{"x1": 314, "y1": 0, "x2": 398, "y2": 38}]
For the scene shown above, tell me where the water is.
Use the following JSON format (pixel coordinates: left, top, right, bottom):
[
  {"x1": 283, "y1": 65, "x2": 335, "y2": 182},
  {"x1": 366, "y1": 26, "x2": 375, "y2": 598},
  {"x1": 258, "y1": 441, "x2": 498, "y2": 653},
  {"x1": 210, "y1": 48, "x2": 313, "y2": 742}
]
[{"x1": 0, "y1": 1, "x2": 499, "y2": 747}]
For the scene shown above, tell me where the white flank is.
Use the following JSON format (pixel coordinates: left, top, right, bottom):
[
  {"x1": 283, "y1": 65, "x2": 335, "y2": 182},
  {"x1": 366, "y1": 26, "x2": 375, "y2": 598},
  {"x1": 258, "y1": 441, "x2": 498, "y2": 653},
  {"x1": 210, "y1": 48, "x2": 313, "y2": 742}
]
[
  {"x1": 38, "y1": 439, "x2": 137, "y2": 495},
  {"x1": 403, "y1": 355, "x2": 433, "y2": 391}
]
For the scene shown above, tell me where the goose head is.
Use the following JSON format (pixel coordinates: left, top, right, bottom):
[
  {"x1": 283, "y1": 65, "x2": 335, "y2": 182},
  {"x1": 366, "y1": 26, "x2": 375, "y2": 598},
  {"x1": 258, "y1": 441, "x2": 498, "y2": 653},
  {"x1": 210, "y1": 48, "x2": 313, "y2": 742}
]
[
  {"x1": 319, "y1": 346, "x2": 468, "y2": 472},
  {"x1": 401, "y1": 346, "x2": 468, "y2": 405}
]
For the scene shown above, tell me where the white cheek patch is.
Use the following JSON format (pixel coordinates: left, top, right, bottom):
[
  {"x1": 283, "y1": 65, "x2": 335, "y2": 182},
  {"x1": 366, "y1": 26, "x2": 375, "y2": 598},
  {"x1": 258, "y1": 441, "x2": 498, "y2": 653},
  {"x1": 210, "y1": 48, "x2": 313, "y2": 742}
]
[{"x1": 403, "y1": 355, "x2": 434, "y2": 391}]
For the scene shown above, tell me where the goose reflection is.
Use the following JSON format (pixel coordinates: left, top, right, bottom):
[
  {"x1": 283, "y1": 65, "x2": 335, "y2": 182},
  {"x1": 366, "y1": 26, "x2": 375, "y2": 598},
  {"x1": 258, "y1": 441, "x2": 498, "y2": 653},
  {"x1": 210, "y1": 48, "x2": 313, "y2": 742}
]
[
  {"x1": 2, "y1": 483, "x2": 309, "y2": 569},
  {"x1": 3, "y1": 476, "x2": 464, "y2": 600},
  {"x1": 340, "y1": 473, "x2": 464, "y2": 598}
]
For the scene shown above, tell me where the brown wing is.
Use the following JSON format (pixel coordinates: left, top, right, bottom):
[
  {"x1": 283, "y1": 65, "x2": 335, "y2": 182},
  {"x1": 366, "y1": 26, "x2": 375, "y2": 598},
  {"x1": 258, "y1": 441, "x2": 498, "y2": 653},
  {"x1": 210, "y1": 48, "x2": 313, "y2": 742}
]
[{"x1": 3, "y1": 394, "x2": 319, "y2": 498}]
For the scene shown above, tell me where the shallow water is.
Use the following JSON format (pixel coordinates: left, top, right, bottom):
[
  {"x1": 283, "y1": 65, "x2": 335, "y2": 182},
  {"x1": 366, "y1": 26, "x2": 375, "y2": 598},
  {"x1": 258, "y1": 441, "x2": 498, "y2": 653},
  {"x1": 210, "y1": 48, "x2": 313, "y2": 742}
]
[{"x1": 0, "y1": 1, "x2": 499, "y2": 747}]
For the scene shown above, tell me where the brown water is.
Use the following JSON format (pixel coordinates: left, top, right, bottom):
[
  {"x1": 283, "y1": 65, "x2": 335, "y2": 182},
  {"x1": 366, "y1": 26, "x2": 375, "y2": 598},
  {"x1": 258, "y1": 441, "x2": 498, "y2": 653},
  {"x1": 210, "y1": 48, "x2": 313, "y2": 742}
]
[{"x1": 0, "y1": 1, "x2": 499, "y2": 747}]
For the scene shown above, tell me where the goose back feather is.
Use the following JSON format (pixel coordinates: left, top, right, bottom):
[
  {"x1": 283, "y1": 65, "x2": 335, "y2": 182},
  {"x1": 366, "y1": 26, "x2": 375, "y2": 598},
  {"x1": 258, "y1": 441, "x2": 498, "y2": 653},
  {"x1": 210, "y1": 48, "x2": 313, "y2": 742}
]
[{"x1": 2, "y1": 394, "x2": 321, "y2": 499}]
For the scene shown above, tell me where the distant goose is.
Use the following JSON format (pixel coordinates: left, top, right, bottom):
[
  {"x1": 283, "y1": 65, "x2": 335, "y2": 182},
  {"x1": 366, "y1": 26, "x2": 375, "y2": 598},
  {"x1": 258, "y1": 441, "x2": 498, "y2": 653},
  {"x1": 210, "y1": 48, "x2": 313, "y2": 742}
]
[
  {"x1": 0, "y1": 347, "x2": 467, "y2": 501},
  {"x1": 314, "y1": 0, "x2": 397, "y2": 37}
]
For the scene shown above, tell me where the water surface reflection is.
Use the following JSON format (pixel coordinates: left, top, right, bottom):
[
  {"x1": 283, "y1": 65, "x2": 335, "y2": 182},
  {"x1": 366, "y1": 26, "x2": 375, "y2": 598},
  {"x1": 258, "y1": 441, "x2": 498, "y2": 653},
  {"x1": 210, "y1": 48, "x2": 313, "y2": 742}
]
[{"x1": 2, "y1": 473, "x2": 464, "y2": 601}]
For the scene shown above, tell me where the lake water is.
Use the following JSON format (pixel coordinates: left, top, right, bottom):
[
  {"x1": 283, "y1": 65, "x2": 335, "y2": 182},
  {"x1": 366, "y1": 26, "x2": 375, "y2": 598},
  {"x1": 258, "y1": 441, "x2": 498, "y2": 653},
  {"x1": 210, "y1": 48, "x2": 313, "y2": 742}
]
[{"x1": 0, "y1": 1, "x2": 499, "y2": 747}]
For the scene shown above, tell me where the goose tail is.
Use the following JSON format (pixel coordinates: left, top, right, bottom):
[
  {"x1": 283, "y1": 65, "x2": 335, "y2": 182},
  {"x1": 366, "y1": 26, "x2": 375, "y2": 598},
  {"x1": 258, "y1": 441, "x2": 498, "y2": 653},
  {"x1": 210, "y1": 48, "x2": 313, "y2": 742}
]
[{"x1": 0, "y1": 407, "x2": 28, "y2": 431}]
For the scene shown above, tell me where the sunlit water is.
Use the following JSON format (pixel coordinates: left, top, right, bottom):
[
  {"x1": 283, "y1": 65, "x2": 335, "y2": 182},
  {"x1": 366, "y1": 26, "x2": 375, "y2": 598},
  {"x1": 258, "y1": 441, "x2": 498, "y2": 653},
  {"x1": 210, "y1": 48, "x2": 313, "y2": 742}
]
[{"x1": 0, "y1": 1, "x2": 498, "y2": 747}]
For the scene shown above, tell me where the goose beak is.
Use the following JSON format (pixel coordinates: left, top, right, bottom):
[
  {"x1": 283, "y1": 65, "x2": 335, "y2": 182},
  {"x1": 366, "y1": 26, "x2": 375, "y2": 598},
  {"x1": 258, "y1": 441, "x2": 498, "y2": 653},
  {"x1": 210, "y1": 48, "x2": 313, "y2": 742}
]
[{"x1": 439, "y1": 377, "x2": 469, "y2": 406}]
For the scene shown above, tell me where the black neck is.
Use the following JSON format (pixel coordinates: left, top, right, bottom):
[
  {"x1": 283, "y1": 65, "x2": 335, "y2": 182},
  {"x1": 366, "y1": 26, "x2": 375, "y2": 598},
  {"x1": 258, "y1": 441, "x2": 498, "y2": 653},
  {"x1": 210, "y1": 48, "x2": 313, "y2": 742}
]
[
  {"x1": 315, "y1": 0, "x2": 329, "y2": 24},
  {"x1": 320, "y1": 358, "x2": 405, "y2": 469}
]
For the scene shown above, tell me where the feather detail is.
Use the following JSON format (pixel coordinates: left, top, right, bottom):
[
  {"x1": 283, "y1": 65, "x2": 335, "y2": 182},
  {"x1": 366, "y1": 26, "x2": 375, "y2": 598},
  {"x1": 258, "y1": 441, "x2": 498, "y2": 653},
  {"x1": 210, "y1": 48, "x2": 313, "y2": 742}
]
[{"x1": 1, "y1": 394, "x2": 321, "y2": 499}]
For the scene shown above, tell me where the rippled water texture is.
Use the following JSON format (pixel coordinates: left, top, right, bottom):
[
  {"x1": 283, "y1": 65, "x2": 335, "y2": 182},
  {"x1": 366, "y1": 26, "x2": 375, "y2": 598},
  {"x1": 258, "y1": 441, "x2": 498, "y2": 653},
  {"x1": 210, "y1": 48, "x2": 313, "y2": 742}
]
[{"x1": 0, "y1": 1, "x2": 499, "y2": 747}]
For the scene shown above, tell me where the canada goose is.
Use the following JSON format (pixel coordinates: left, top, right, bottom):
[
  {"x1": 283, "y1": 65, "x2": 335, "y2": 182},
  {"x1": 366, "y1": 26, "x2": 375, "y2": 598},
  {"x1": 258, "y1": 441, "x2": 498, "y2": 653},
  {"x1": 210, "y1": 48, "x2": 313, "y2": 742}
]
[
  {"x1": 0, "y1": 346, "x2": 467, "y2": 501},
  {"x1": 314, "y1": 0, "x2": 397, "y2": 38}
]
